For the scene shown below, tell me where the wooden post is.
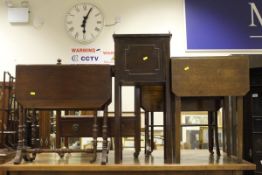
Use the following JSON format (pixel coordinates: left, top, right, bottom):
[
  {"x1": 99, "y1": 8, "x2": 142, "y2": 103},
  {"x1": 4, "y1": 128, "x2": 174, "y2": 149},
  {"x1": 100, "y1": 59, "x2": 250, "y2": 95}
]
[
  {"x1": 114, "y1": 79, "x2": 122, "y2": 163},
  {"x1": 237, "y1": 96, "x2": 243, "y2": 162},
  {"x1": 208, "y1": 111, "x2": 214, "y2": 154},
  {"x1": 56, "y1": 110, "x2": 61, "y2": 149},
  {"x1": 225, "y1": 96, "x2": 233, "y2": 157},
  {"x1": 134, "y1": 86, "x2": 141, "y2": 158},
  {"x1": 174, "y1": 96, "x2": 181, "y2": 163}
]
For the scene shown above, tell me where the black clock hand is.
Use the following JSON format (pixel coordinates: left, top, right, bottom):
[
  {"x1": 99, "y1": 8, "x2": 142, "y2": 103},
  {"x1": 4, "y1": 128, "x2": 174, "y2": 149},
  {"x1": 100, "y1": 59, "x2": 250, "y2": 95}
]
[{"x1": 81, "y1": 8, "x2": 93, "y2": 34}]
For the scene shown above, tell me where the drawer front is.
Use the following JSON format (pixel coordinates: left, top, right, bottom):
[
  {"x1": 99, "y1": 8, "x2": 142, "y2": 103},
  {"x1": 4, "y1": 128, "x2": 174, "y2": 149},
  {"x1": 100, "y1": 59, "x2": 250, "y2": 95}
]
[
  {"x1": 253, "y1": 155, "x2": 262, "y2": 172},
  {"x1": 60, "y1": 118, "x2": 95, "y2": 137},
  {"x1": 252, "y1": 91, "x2": 262, "y2": 116},
  {"x1": 253, "y1": 133, "x2": 262, "y2": 153},
  {"x1": 250, "y1": 68, "x2": 262, "y2": 87},
  {"x1": 59, "y1": 117, "x2": 135, "y2": 137},
  {"x1": 114, "y1": 35, "x2": 171, "y2": 83},
  {"x1": 253, "y1": 118, "x2": 262, "y2": 132}
]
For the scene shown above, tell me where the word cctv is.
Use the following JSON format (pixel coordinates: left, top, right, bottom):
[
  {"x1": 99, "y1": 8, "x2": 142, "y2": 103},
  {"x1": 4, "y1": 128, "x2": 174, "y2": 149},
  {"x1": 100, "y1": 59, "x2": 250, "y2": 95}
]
[{"x1": 71, "y1": 55, "x2": 99, "y2": 62}]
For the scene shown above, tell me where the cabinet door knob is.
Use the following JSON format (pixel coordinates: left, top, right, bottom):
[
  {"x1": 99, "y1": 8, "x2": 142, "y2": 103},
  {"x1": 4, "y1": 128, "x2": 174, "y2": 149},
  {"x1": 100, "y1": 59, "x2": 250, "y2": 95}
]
[
  {"x1": 72, "y1": 123, "x2": 80, "y2": 132},
  {"x1": 142, "y1": 56, "x2": 149, "y2": 61}
]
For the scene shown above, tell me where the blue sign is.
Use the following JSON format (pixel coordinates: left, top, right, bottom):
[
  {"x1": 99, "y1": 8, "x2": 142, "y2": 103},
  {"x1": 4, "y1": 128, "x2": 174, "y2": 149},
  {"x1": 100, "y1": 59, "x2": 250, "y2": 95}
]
[{"x1": 185, "y1": 0, "x2": 262, "y2": 50}]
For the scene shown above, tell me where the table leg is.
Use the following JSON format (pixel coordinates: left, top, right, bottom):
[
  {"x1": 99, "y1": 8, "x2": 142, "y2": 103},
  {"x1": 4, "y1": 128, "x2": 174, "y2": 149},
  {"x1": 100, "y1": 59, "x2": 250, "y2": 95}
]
[
  {"x1": 222, "y1": 98, "x2": 227, "y2": 153},
  {"x1": 164, "y1": 83, "x2": 173, "y2": 164},
  {"x1": 236, "y1": 96, "x2": 243, "y2": 162},
  {"x1": 232, "y1": 97, "x2": 237, "y2": 155},
  {"x1": 114, "y1": 80, "x2": 122, "y2": 164},
  {"x1": 134, "y1": 86, "x2": 141, "y2": 158},
  {"x1": 56, "y1": 110, "x2": 61, "y2": 149},
  {"x1": 31, "y1": 110, "x2": 36, "y2": 147},
  {"x1": 173, "y1": 96, "x2": 181, "y2": 163},
  {"x1": 208, "y1": 111, "x2": 214, "y2": 154},
  {"x1": 101, "y1": 107, "x2": 109, "y2": 165},
  {"x1": 90, "y1": 111, "x2": 98, "y2": 163},
  {"x1": 214, "y1": 112, "x2": 220, "y2": 156},
  {"x1": 225, "y1": 96, "x2": 233, "y2": 156},
  {"x1": 150, "y1": 112, "x2": 154, "y2": 152},
  {"x1": 145, "y1": 111, "x2": 149, "y2": 155},
  {"x1": 13, "y1": 105, "x2": 24, "y2": 164}
]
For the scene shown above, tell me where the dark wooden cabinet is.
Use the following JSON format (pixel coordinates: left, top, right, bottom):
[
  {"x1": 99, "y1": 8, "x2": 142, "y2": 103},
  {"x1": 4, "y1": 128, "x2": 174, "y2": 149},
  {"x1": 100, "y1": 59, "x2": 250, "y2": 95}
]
[
  {"x1": 113, "y1": 34, "x2": 173, "y2": 163},
  {"x1": 244, "y1": 65, "x2": 262, "y2": 175}
]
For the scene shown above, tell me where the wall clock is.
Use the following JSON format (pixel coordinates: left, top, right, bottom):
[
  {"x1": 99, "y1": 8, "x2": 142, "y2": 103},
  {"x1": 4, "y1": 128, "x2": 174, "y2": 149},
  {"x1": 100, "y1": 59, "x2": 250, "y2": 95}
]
[{"x1": 65, "y1": 3, "x2": 104, "y2": 44}]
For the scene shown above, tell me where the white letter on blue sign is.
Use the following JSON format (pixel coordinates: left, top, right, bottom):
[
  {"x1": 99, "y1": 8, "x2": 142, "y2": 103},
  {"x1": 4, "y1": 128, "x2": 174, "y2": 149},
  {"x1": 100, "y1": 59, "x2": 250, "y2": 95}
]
[{"x1": 249, "y1": 2, "x2": 262, "y2": 27}]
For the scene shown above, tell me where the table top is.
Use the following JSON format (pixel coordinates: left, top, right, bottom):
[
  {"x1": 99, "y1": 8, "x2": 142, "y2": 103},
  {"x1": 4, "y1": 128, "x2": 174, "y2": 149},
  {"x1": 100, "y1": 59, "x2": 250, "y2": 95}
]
[
  {"x1": 171, "y1": 56, "x2": 250, "y2": 97},
  {"x1": 15, "y1": 65, "x2": 112, "y2": 110}
]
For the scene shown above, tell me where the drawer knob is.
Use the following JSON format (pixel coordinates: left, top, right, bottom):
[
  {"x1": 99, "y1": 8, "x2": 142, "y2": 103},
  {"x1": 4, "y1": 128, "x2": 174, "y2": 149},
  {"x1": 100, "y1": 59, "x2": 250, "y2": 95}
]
[
  {"x1": 184, "y1": 66, "x2": 190, "y2": 71},
  {"x1": 142, "y1": 56, "x2": 149, "y2": 61},
  {"x1": 72, "y1": 123, "x2": 80, "y2": 132},
  {"x1": 30, "y1": 91, "x2": 36, "y2": 96}
]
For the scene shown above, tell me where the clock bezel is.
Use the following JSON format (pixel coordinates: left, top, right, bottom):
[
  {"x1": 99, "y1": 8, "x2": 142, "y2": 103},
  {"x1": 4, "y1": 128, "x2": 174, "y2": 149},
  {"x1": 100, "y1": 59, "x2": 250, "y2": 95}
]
[{"x1": 64, "y1": 2, "x2": 104, "y2": 44}]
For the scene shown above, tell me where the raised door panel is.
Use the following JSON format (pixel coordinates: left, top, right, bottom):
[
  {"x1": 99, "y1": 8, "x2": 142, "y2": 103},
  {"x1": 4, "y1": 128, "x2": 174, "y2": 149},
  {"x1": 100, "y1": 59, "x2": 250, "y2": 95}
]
[{"x1": 114, "y1": 34, "x2": 171, "y2": 83}]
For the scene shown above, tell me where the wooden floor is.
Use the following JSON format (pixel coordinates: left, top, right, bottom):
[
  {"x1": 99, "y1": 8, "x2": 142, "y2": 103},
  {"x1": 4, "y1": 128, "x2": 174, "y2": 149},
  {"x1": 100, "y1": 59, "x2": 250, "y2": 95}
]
[{"x1": 0, "y1": 149, "x2": 256, "y2": 175}]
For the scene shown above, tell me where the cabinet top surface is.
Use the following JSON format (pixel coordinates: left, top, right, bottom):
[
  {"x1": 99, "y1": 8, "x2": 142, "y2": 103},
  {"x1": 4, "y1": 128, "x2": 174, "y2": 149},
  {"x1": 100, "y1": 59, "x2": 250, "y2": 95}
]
[
  {"x1": 113, "y1": 33, "x2": 172, "y2": 38},
  {"x1": 171, "y1": 56, "x2": 250, "y2": 96},
  {"x1": 15, "y1": 65, "x2": 112, "y2": 109}
]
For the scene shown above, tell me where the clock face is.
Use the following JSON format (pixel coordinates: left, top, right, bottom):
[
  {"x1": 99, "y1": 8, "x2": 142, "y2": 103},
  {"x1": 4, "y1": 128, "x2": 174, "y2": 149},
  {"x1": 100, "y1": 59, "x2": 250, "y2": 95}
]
[{"x1": 65, "y1": 3, "x2": 104, "y2": 44}]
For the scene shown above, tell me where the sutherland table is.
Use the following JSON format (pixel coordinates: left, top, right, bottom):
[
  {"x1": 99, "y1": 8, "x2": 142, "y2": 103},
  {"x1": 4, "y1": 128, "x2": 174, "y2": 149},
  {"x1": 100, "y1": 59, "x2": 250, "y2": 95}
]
[
  {"x1": 14, "y1": 65, "x2": 112, "y2": 165},
  {"x1": 113, "y1": 34, "x2": 173, "y2": 163},
  {"x1": 140, "y1": 85, "x2": 222, "y2": 156},
  {"x1": 171, "y1": 56, "x2": 250, "y2": 163}
]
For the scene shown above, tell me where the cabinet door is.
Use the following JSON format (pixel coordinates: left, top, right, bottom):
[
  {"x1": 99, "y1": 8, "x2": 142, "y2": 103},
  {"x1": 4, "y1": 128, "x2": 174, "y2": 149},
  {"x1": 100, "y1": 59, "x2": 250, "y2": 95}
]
[
  {"x1": 253, "y1": 118, "x2": 262, "y2": 132},
  {"x1": 253, "y1": 133, "x2": 262, "y2": 154},
  {"x1": 252, "y1": 90, "x2": 262, "y2": 116},
  {"x1": 114, "y1": 34, "x2": 171, "y2": 83}
]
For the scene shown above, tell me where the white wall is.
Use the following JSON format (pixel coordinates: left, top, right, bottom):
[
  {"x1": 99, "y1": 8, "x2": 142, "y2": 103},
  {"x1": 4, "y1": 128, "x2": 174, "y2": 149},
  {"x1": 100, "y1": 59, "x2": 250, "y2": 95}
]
[
  {"x1": 1, "y1": 0, "x2": 262, "y2": 74},
  {"x1": 0, "y1": 0, "x2": 261, "y2": 112},
  {"x1": 0, "y1": 0, "x2": 179, "y2": 75}
]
